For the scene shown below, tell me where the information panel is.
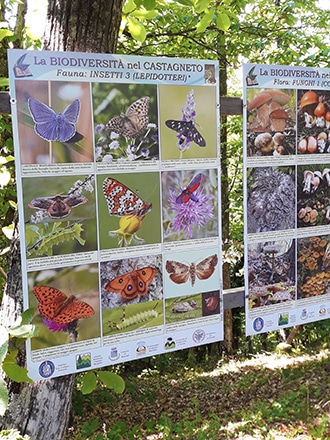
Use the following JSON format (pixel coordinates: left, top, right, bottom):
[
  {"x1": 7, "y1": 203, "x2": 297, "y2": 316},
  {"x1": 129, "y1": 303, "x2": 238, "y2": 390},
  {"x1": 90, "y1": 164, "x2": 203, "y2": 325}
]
[
  {"x1": 244, "y1": 63, "x2": 330, "y2": 335},
  {"x1": 8, "y1": 49, "x2": 222, "y2": 380}
]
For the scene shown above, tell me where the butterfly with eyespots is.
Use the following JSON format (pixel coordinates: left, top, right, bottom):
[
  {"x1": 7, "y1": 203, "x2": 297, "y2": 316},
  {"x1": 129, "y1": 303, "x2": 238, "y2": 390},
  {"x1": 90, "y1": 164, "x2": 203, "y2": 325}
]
[
  {"x1": 165, "y1": 119, "x2": 206, "y2": 147},
  {"x1": 106, "y1": 96, "x2": 150, "y2": 139},
  {"x1": 105, "y1": 266, "x2": 157, "y2": 300},
  {"x1": 103, "y1": 177, "x2": 152, "y2": 219},
  {"x1": 166, "y1": 254, "x2": 218, "y2": 287}
]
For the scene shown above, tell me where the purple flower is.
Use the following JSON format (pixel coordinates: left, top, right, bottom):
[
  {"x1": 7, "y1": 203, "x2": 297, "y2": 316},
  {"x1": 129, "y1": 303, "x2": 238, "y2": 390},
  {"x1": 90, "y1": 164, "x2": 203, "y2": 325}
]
[
  {"x1": 141, "y1": 147, "x2": 150, "y2": 158},
  {"x1": 168, "y1": 185, "x2": 214, "y2": 238},
  {"x1": 95, "y1": 146, "x2": 102, "y2": 160},
  {"x1": 109, "y1": 140, "x2": 120, "y2": 150},
  {"x1": 103, "y1": 154, "x2": 113, "y2": 163},
  {"x1": 95, "y1": 124, "x2": 105, "y2": 134},
  {"x1": 126, "y1": 144, "x2": 138, "y2": 155},
  {"x1": 175, "y1": 90, "x2": 197, "y2": 150},
  {"x1": 181, "y1": 90, "x2": 196, "y2": 122},
  {"x1": 42, "y1": 318, "x2": 69, "y2": 332},
  {"x1": 177, "y1": 136, "x2": 190, "y2": 151}
]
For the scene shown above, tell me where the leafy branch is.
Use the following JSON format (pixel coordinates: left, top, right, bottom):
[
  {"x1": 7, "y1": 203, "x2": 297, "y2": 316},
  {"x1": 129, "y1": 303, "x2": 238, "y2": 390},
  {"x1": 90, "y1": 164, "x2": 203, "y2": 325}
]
[{"x1": 0, "y1": 309, "x2": 38, "y2": 416}]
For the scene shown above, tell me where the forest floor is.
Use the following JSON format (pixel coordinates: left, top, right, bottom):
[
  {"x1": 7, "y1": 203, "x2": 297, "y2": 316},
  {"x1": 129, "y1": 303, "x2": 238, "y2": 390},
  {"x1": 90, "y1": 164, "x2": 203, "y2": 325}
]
[{"x1": 67, "y1": 349, "x2": 330, "y2": 439}]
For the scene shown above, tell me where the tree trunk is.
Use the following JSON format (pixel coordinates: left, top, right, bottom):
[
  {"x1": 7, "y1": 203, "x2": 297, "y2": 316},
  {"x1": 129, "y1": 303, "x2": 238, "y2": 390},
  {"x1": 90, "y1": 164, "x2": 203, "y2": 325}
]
[
  {"x1": 0, "y1": 1, "x2": 124, "y2": 437},
  {"x1": 44, "y1": 0, "x2": 123, "y2": 53},
  {"x1": 219, "y1": 47, "x2": 233, "y2": 353},
  {"x1": 279, "y1": 325, "x2": 301, "y2": 345}
]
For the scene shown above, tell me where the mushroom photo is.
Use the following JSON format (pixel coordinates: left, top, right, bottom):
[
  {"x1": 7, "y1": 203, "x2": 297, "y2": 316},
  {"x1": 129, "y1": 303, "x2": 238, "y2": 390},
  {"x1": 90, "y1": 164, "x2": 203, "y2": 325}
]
[
  {"x1": 246, "y1": 88, "x2": 296, "y2": 157},
  {"x1": 297, "y1": 235, "x2": 330, "y2": 299},
  {"x1": 247, "y1": 239, "x2": 296, "y2": 308},
  {"x1": 297, "y1": 89, "x2": 330, "y2": 154},
  {"x1": 297, "y1": 164, "x2": 330, "y2": 227}
]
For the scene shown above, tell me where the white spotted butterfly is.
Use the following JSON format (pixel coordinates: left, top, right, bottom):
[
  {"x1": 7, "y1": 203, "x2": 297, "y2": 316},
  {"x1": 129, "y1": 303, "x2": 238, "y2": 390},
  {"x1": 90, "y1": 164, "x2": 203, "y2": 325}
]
[
  {"x1": 103, "y1": 177, "x2": 152, "y2": 218},
  {"x1": 166, "y1": 254, "x2": 218, "y2": 287},
  {"x1": 106, "y1": 97, "x2": 150, "y2": 139},
  {"x1": 165, "y1": 119, "x2": 206, "y2": 147}
]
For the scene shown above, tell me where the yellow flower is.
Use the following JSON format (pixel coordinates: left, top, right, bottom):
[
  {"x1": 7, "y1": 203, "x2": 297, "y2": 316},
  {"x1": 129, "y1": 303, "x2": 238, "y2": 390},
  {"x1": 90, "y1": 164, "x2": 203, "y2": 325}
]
[
  {"x1": 119, "y1": 214, "x2": 142, "y2": 234},
  {"x1": 109, "y1": 214, "x2": 145, "y2": 247}
]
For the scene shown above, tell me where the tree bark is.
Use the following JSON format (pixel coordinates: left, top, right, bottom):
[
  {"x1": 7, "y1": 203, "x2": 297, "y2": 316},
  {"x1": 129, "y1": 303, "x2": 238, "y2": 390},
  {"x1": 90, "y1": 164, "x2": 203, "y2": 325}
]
[
  {"x1": 44, "y1": 0, "x2": 124, "y2": 53},
  {"x1": 219, "y1": 43, "x2": 233, "y2": 353},
  {"x1": 0, "y1": 1, "x2": 124, "y2": 437},
  {"x1": 279, "y1": 325, "x2": 301, "y2": 345}
]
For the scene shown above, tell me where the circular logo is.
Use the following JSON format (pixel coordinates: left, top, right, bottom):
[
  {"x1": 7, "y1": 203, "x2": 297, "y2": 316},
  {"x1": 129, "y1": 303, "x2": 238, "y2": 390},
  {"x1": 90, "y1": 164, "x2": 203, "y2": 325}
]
[
  {"x1": 253, "y1": 317, "x2": 264, "y2": 333},
  {"x1": 192, "y1": 329, "x2": 205, "y2": 343},
  {"x1": 39, "y1": 360, "x2": 55, "y2": 378}
]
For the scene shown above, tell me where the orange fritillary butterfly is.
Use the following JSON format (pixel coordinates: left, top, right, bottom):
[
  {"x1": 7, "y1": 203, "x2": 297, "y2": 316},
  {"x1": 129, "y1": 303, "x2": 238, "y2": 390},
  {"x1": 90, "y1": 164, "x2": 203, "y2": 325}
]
[
  {"x1": 106, "y1": 96, "x2": 149, "y2": 139},
  {"x1": 103, "y1": 177, "x2": 152, "y2": 218},
  {"x1": 33, "y1": 285, "x2": 95, "y2": 324}
]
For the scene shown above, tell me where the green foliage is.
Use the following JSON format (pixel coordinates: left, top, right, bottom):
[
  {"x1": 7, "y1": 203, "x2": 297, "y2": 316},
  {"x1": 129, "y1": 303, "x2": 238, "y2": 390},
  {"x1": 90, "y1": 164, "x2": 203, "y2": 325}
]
[
  {"x1": 121, "y1": 0, "x2": 236, "y2": 46},
  {"x1": 122, "y1": 0, "x2": 160, "y2": 43},
  {"x1": 125, "y1": 379, "x2": 157, "y2": 402},
  {"x1": 120, "y1": 0, "x2": 330, "y2": 67},
  {"x1": 0, "y1": 2, "x2": 42, "y2": 299},
  {"x1": 0, "y1": 310, "x2": 37, "y2": 416},
  {"x1": 97, "y1": 371, "x2": 125, "y2": 393},
  {"x1": 81, "y1": 418, "x2": 99, "y2": 437},
  {"x1": 309, "y1": 414, "x2": 330, "y2": 439},
  {"x1": 77, "y1": 369, "x2": 125, "y2": 396},
  {"x1": 0, "y1": 114, "x2": 16, "y2": 296},
  {"x1": 127, "y1": 17, "x2": 147, "y2": 42},
  {"x1": 106, "y1": 421, "x2": 130, "y2": 439},
  {"x1": 223, "y1": 116, "x2": 244, "y2": 285},
  {"x1": 80, "y1": 371, "x2": 97, "y2": 395},
  {"x1": 216, "y1": 12, "x2": 231, "y2": 32}
]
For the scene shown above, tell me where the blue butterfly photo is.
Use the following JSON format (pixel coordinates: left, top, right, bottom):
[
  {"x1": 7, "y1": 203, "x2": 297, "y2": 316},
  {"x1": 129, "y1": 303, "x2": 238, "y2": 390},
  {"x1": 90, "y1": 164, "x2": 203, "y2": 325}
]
[
  {"x1": 28, "y1": 98, "x2": 80, "y2": 143},
  {"x1": 15, "y1": 80, "x2": 94, "y2": 164}
]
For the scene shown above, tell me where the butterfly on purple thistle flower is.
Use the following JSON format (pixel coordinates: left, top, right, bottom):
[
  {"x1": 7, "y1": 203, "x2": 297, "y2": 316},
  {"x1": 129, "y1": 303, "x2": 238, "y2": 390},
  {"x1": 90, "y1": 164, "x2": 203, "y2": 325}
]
[{"x1": 176, "y1": 173, "x2": 202, "y2": 204}]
